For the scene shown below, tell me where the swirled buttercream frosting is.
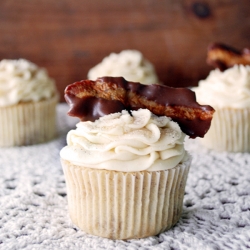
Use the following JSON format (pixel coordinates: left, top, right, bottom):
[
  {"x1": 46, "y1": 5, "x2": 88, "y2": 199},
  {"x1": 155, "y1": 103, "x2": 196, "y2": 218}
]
[
  {"x1": 87, "y1": 50, "x2": 159, "y2": 84},
  {"x1": 194, "y1": 65, "x2": 250, "y2": 108},
  {"x1": 60, "y1": 109, "x2": 187, "y2": 172},
  {"x1": 0, "y1": 59, "x2": 57, "y2": 107}
]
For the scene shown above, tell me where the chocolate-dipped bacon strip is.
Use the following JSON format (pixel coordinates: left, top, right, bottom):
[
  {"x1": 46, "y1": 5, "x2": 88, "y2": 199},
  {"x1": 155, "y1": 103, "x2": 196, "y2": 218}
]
[
  {"x1": 207, "y1": 43, "x2": 250, "y2": 71},
  {"x1": 65, "y1": 77, "x2": 215, "y2": 138}
]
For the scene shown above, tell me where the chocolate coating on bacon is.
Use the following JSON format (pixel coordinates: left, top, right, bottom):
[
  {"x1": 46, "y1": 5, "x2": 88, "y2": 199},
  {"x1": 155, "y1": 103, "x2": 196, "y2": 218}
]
[
  {"x1": 207, "y1": 43, "x2": 250, "y2": 71},
  {"x1": 65, "y1": 77, "x2": 215, "y2": 138}
]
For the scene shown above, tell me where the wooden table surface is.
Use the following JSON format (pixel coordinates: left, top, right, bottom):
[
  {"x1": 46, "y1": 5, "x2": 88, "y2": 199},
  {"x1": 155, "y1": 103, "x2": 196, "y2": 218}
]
[{"x1": 0, "y1": 0, "x2": 250, "y2": 101}]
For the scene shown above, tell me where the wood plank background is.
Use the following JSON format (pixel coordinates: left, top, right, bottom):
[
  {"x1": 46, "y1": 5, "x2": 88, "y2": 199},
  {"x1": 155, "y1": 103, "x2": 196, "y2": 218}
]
[{"x1": 0, "y1": 0, "x2": 250, "y2": 102}]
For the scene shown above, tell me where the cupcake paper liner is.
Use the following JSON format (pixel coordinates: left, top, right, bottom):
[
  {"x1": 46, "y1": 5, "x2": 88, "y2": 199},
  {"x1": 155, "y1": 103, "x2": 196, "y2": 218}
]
[
  {"x1": 61, "y1": 156, "x2": 191, "y2": 240},
  {"x1": 0, "y1": 94, "x2": 58, "y2": 147},
  {"x1": 200, "y1": 107, "x2": 250, "y2": 152}
]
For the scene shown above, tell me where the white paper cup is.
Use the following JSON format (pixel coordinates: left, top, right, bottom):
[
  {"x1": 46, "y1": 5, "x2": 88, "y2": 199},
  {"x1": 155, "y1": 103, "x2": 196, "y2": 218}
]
[
  {"x1": 0, "y1": 94, "x2": 58, "y2": 147},
  {"x1": 200, "y1": 107, "x2": 250, "y2": 152},
  {"x1": 61, "y1": 156, "x2": 191, "y2": 239}
]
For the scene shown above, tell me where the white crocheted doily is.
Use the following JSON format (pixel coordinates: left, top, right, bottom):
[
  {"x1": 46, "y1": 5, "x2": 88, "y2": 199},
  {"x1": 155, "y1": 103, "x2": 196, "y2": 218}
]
[{"x1": 1, "y1": 104, "x2": 250, "y2": 250}]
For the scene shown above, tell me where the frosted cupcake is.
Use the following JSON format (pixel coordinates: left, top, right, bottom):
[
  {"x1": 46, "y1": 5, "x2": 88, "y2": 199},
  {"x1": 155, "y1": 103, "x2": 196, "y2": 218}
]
[
  {"x1": 194, "y1": 65, "x2": 250, "y2": 152},
  {"x1": 0, "y1": 59, "x2": 59, "y2": 147},
  {"x1": 87, "y1": 50, "x2": 159, "y2": 84},
  {"x1": 60, "y1": 77, "x2": 214, "y2": 239}
]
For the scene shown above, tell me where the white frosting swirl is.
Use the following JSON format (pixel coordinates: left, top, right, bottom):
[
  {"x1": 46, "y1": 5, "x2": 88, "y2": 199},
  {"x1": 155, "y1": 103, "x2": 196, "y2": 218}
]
[
  {"x1": 87, "y1": 50, "x2": 159, "y2": 85},
  {"x1": 60, "y1": 109, "x2": 187, "y2": 172},
  {"x1": 194, "y1": 65, "x2": 250, "y2": 108},
  {"x1": 0, "y1": 59, "x2": 58, "y2": 107}
]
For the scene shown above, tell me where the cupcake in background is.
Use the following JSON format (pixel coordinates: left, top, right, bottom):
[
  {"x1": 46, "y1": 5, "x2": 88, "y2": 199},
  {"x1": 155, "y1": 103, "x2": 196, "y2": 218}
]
[
  {"x1": 0, "y1": 59, "x2": 59, "y2": 147},
  {"x1": 194, "y1": 43, "x2": 250, "y2": 152},
  {"x1": 87, "y1": 50, "x2": 159, "y2": 84},
  {"x1": 60, "y1": 77, "x2": 214, "y2": 239}
]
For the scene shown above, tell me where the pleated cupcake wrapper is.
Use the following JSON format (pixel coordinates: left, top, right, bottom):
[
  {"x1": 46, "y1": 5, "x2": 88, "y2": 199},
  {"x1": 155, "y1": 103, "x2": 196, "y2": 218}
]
[
  {"x1": 0, "y1": 94, "x2": 58, "y2": 147},
  {"x1": 200, "y1": 108, "x2": 250, "y2": 152},
  {"x1": 61, "y1": 157, "x2": 191, "y2": 240}
]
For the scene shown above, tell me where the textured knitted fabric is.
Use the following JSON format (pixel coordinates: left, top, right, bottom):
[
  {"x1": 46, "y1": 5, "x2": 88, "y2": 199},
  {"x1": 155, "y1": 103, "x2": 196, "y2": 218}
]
[{"x1": 1, "y1": 104, "x2": 250, "y2": 250}]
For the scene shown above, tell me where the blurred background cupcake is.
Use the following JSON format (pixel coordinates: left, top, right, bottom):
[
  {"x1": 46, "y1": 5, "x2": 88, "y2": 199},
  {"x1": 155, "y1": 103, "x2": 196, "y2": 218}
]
[
  {"x1": 87, "y1": 50, "x2": 159, "y2": 84},
  {"x1": 0, "y1": 59, "x2": 59, "y2": 147},
  {"x1": 194, "y1": 43, "x2": 250, "y2": 152}
]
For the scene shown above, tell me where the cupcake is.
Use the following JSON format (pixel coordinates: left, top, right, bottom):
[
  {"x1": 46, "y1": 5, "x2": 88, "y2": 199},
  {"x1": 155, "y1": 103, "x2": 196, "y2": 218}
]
[
  {"x1": 0, "y1": 59, "x2": 59, "y2": 147},
  {"x1": 194, "y1": 43, "x2": 250, "y2": 152},
  {"x1": 60, "y1": 77, "x2": 214, "y2": 239},
  {"x1": 87, "y1": 50, "x2": 159, "y2": 84}
]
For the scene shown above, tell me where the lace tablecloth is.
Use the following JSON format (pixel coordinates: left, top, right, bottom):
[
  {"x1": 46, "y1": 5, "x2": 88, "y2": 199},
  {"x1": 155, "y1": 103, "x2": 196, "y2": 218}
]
[{"x1": 1, "y1": 104, "x2": 250, "y2": 250}]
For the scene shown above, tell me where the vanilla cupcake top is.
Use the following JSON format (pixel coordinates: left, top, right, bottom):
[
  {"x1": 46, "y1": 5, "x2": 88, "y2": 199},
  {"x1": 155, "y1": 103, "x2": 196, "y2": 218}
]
[
  {"x1": 0, "y1": 59, "x2": 58, "y2": 107},
  {"x1": 87, "y1": 50, "x2": 159, "y2": 84},
  {"x1": 194, "y1": 65, "x2": 250, "y2": 108},
  {"x1": 60, "y1": 109, "x2": 188, "y2": 172}
]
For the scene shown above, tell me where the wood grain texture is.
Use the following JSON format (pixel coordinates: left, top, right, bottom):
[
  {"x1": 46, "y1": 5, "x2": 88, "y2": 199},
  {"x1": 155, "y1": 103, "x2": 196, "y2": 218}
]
[{"x1": 0, "y1": 0, "x2": 250, "y2": 101}]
